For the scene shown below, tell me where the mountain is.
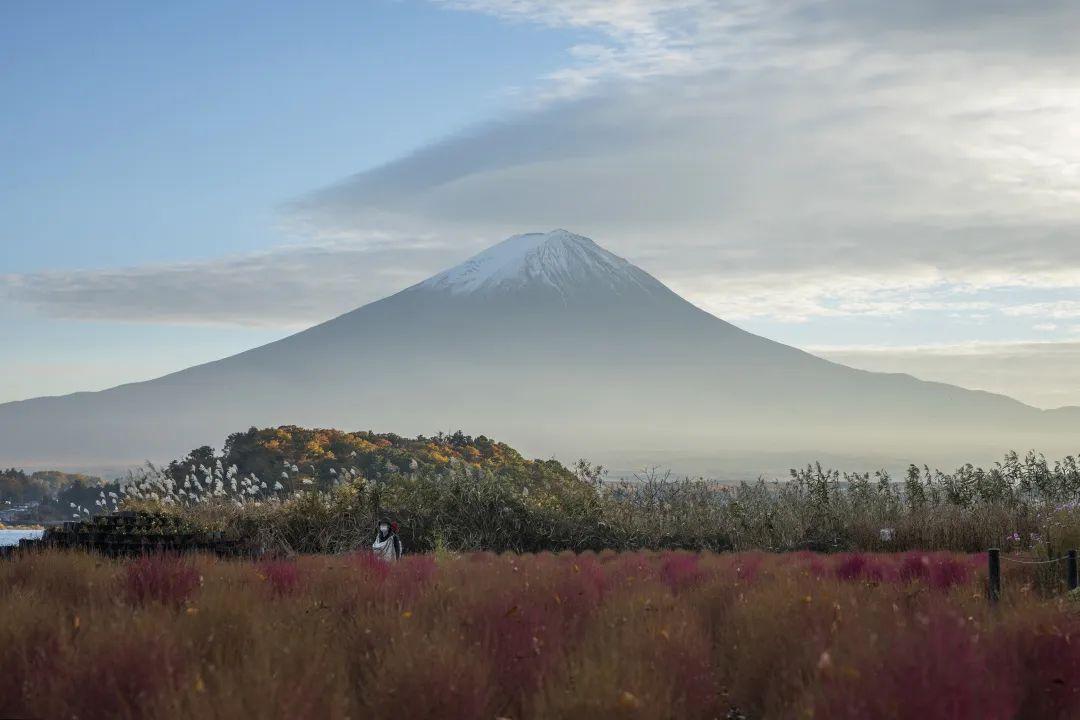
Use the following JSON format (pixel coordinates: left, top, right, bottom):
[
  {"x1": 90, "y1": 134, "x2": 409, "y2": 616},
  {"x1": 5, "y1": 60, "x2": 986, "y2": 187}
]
[{"x1": 3, "y1": 229, "x2": 1079, "y2": 476}]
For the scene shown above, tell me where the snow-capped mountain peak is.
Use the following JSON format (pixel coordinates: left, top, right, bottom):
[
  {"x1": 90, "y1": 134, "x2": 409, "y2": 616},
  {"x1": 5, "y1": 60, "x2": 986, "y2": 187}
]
[{"x1": 417, "y1": 229, "x2": 664, "y2": 299}]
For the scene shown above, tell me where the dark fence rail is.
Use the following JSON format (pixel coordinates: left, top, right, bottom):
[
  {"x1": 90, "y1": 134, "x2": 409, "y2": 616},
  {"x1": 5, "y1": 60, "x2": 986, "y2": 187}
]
[{"x1": 988, "y1": 546, "x2": 1080, "y2": 604}]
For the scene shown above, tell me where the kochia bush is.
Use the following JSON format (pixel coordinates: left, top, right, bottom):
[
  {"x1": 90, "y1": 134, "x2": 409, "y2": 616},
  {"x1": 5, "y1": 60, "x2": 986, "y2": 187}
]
[{"x1": 1, "y1": 549, "x2": 1077, "y2": 719}]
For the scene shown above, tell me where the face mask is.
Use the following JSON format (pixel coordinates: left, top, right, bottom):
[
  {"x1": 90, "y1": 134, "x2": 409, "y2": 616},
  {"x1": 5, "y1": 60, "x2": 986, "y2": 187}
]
[{"x1": 379, "y1": 524, "x2": 389, "y2": 534}]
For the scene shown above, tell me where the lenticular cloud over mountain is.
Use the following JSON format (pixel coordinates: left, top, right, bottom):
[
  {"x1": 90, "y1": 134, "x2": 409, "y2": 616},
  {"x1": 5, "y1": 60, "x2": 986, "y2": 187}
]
[{"x1": 3, "y1": 230, "x2": 1079, "y2": 476}]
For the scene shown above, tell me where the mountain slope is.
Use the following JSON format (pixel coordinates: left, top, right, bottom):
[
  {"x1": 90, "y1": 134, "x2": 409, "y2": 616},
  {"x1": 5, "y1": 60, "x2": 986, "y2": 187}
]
[{"x1": 3, "y1": 230, "x2": 1078, "y2": 474}]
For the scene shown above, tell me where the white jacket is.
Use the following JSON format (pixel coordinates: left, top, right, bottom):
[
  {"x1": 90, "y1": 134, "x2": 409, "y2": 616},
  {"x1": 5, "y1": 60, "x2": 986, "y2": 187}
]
[{"x1": 372, "y1": 533, "x2": 402, "y2": 562}]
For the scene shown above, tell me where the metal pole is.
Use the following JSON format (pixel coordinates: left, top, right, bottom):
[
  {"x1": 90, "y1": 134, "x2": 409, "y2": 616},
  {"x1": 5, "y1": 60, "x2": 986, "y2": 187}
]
[
  {"x1": 1068, "y1": 549, "x2": 1078, "y2": 591},
  {"x1": 988, "y1": 548, "x2": 1001, "y2": 604}
]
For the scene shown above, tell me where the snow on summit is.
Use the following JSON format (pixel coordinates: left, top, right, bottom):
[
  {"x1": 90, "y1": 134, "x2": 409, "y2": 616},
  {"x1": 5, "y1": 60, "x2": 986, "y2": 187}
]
[{"x1": 418, "y1": 229, "x2": 662, "y2": 297}]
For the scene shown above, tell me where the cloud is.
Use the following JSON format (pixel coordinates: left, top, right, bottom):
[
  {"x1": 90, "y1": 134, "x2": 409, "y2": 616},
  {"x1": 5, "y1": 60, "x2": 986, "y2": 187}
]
[
  {"x1": 9, "y1": 0, "x2": 1080, "y2": 347},
  {"x1": 294, "y1": 1, "x2": 1080, "y2": 309},
  {"x1": 1, "y1": 233, "x2": 461, "y2": 328},
  {"x1": 1004, "y1": 301, "x2": 1080, "y2": 320}
]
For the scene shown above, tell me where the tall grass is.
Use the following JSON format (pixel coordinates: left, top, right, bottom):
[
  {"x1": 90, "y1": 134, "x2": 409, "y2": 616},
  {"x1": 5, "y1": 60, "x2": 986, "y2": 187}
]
[
  {"x1": 116, "y1": 450, "x2": 1080, "y2": 556},
  {"x1": 2, "y1": 550, "x2": 1079, "y2": 719}
]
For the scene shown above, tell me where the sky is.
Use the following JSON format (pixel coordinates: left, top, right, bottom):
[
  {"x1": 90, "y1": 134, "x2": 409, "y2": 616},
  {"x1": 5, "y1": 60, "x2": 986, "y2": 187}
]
[{"x1": 3, "y1": 0, "x2": 1080, "y2": 409}]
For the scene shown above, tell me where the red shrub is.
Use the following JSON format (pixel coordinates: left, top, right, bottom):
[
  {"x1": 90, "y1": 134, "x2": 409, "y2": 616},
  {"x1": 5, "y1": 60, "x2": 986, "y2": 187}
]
[
  {"x1": 552, "y1": 554, "x2": 607, "y2": 617},
  {"x1": 604, "y1": 552, "x2": 658, "y2": 586},
  {"x1": 485, "y1": 597, "x2": 559, "y2": 692},
  {"x1": 350, "y1": 550, "x2": 391, "y2": 583},
  {"x1": 660, "y1": 553, "x2": 706, "y2": 594},
  {"x1": 124, "y1": 554, "x2": 201, "y2": 607},
  {"x1": 365, "y1": 641, "x2": 491, "y2": 720},
  {"x1": 835, "y1": 554, "x2": 867, "y2": 581},
  {"x1": 896, "y1": 553, "x2": 972, "y2": 590},
  {"x1": 834, "y1": 553, "x2": 893, "y2": 582},
  {"x1": 56, "y1": 634, "x2": 184, "y2": 720},
  {"x1": 458, "y1": 556, "x2": 602, "y2": 708},
  {"x1": 928, "y1": 556, "x2": 971, "y2": 591},
  {"x1": 656, "y1": 623, "x2": 719, "y2": 713},
  {"x1": 9, "y1": 548, "x2": 1075, "y2": 719},
  {"x1": 1008, "y1": 622, "x2": 1080, "y2": 719},
  {"x1": 259, "y1": 559, "x2": 303, "y2": 596},
  {"x1": 803, "y1": 555, "x2": 830, "y2": 579},
  {"x1": 899, "y1": 553, "x2": 931, "y2": 582},
  {"x1": 818, "y1": 609, "x2": 1019, "y2": 720},
  {"x1": 385, "y1": 554, "x2": 439, "y2": 604},
  {"x1": 733, "y1": 552, "x2": 765, "y2": 584},
  {"x1": 0, "y1": 619, "x2": 63, "y2": 716}
]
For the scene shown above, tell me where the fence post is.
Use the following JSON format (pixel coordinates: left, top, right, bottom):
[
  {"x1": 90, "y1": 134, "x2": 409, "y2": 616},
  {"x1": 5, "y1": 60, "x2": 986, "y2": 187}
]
[
  {"x1": 988, "y1": 548, "x2": 1001, "y2": 604},
  {"x1": 1069, "y1": 550, "x2": 1078, "y2": 591}
]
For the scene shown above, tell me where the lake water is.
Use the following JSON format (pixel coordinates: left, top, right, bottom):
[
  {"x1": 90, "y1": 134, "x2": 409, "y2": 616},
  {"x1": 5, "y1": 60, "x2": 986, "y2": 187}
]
[{"x1": 0, "y1": 528, "x2": 44, "y2": 546}]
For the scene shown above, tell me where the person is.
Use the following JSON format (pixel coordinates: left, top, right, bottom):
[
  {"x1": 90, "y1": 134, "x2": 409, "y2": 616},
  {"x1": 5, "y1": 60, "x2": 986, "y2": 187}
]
[{"x1": 372, "y1": 518, "x2": 403, "y2": 562}]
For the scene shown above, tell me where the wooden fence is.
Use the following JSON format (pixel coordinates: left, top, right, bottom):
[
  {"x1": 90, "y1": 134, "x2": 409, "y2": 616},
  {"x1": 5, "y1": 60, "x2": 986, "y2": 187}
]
[{"x1": 988, "y1": 547, "x2": 1079, "y2": 603}]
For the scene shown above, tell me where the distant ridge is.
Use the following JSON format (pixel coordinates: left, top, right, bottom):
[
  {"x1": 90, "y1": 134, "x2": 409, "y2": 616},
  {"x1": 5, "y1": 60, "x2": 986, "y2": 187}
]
[{"x1": 3, "y1": 229, "x2": 1079, "y2": 475}]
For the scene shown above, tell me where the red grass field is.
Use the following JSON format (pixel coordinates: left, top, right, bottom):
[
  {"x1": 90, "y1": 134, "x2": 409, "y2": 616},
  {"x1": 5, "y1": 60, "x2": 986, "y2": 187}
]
[{"x1": 2, "y1": 549, "x2": 1079, "y2": 719}]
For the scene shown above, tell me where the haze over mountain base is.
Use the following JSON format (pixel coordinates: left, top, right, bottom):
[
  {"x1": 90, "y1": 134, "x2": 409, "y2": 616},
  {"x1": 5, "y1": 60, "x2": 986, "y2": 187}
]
[{"x1": 4, "y1": 230, "x2": 1078, "y2": 477}]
